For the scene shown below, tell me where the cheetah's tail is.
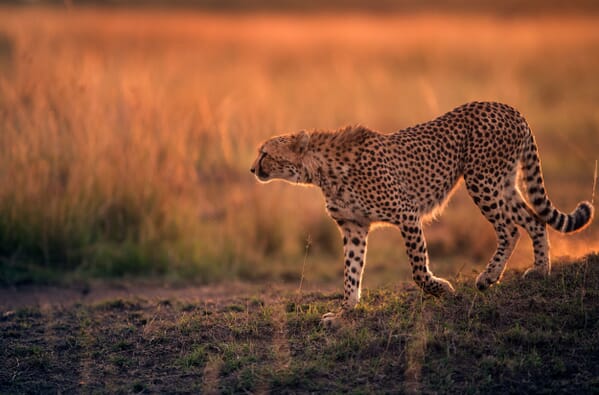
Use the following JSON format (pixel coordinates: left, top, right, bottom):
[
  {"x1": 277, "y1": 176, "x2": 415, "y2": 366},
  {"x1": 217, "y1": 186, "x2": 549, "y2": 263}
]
[{"x1": 521, "y1": 133, "x2": 594, "y2": 234}]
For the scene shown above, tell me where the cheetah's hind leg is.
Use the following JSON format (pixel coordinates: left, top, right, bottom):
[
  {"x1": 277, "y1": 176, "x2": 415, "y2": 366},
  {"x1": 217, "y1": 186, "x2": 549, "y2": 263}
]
[
  {"x1": 502, "y1": 172, "x2": 551, "y2": 279},
  {"x1": 465, "y1": 173, "x2": 521, "y2": 290}
]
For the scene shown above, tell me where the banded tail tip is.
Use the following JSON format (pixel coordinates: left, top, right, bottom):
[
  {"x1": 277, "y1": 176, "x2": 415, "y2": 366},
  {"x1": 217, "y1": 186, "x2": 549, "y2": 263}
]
[{"x1": 564, "y1": 201, "x2": 594, "y2": 233}]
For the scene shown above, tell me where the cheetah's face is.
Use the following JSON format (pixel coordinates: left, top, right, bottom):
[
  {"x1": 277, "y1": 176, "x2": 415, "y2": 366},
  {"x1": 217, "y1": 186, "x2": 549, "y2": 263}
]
[{"x1": 250, "y1": 131, "x2": 310, "y2": 183}]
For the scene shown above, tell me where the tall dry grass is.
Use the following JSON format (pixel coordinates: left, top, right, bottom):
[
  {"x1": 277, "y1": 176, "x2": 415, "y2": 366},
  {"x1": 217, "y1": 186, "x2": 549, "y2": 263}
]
[{"x1": 0, "y1": 7, "x2": 597, "y2": 285}]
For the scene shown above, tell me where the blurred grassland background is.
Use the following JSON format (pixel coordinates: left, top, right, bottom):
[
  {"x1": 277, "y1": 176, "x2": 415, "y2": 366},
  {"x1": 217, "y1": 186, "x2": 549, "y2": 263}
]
[{"x1": 0, "y1": 4, "x2": 597, "y2": 287}]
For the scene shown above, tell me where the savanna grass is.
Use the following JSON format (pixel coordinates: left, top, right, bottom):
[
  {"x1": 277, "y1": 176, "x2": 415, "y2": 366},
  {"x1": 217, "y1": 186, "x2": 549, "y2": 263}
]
[{"x1": 0, "y1": 7, "x2": 597, "y2": 283}]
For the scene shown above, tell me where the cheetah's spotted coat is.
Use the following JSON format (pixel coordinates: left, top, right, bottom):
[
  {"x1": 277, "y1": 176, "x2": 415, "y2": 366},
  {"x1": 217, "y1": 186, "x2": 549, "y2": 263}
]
[{"x1": 251, "y1": 102, "x2": 594, "y2": 319}]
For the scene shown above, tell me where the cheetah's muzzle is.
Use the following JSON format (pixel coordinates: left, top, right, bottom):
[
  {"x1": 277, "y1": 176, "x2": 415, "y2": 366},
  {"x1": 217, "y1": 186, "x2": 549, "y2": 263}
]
[{"x1": 250, "y1": 153, "x2": 269, "y2": 180}]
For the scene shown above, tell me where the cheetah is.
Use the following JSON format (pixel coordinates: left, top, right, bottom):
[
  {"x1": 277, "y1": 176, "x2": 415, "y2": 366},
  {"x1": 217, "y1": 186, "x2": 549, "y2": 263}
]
[{"x1": 250, "y1": 101, "x2": 594, "y2": 323}]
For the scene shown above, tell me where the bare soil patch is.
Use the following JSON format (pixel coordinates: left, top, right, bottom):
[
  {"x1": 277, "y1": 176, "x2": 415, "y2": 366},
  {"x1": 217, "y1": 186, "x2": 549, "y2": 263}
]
[{"x1": 1, "y1": 256, "x2": 598, "y2": 393}]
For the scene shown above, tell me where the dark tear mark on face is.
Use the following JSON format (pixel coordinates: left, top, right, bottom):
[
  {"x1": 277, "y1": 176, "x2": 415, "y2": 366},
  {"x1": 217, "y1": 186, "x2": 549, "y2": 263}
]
[{"x1": 257, "y1": 152, "x2": 269, "y2": 179}]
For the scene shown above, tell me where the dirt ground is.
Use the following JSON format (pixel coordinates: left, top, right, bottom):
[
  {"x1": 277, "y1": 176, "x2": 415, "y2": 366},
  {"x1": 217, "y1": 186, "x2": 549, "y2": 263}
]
[
  {"x1": 0, "y1": 279, "x2": 337, "y2": 310},
  {"x1": 1, "y1": 256, "x2": 598, "y2": 393}
]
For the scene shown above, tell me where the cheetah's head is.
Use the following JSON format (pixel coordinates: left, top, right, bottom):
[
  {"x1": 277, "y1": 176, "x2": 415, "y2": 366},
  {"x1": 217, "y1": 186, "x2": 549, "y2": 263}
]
[{"x1": 250, "y1": 131, "x2": 310, "y2": 184}]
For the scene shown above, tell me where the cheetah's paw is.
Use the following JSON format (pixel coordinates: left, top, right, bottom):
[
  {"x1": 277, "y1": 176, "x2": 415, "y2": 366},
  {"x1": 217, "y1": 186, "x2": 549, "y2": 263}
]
[
  {"x1": 523, "y1": 265, "x2": 550, "y2": 280},
  {"x1": 425, "y1": 276, "x2": 456, "y2": 297},
  {"x1": 475, "y1": 271, "x2": 498, "y2": 291},
  {"x1": 320, "y1": 312, "x2": 342, "y2": 329}
]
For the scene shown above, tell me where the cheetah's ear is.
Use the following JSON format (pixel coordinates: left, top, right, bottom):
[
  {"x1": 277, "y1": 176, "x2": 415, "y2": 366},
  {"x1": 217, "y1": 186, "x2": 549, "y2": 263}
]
[{"x1": 293, "y1": 130, "x2": 310, "y2": 155}]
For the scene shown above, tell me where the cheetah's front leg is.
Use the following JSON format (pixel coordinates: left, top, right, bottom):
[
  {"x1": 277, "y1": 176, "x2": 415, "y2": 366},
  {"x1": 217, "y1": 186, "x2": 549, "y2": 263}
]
[
  {"x1": 400, "y1": 216, "x2": 455, "y2": 297},
  {"x1": 321, "y1": 221, "x2": 368, "y2": 327}
]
